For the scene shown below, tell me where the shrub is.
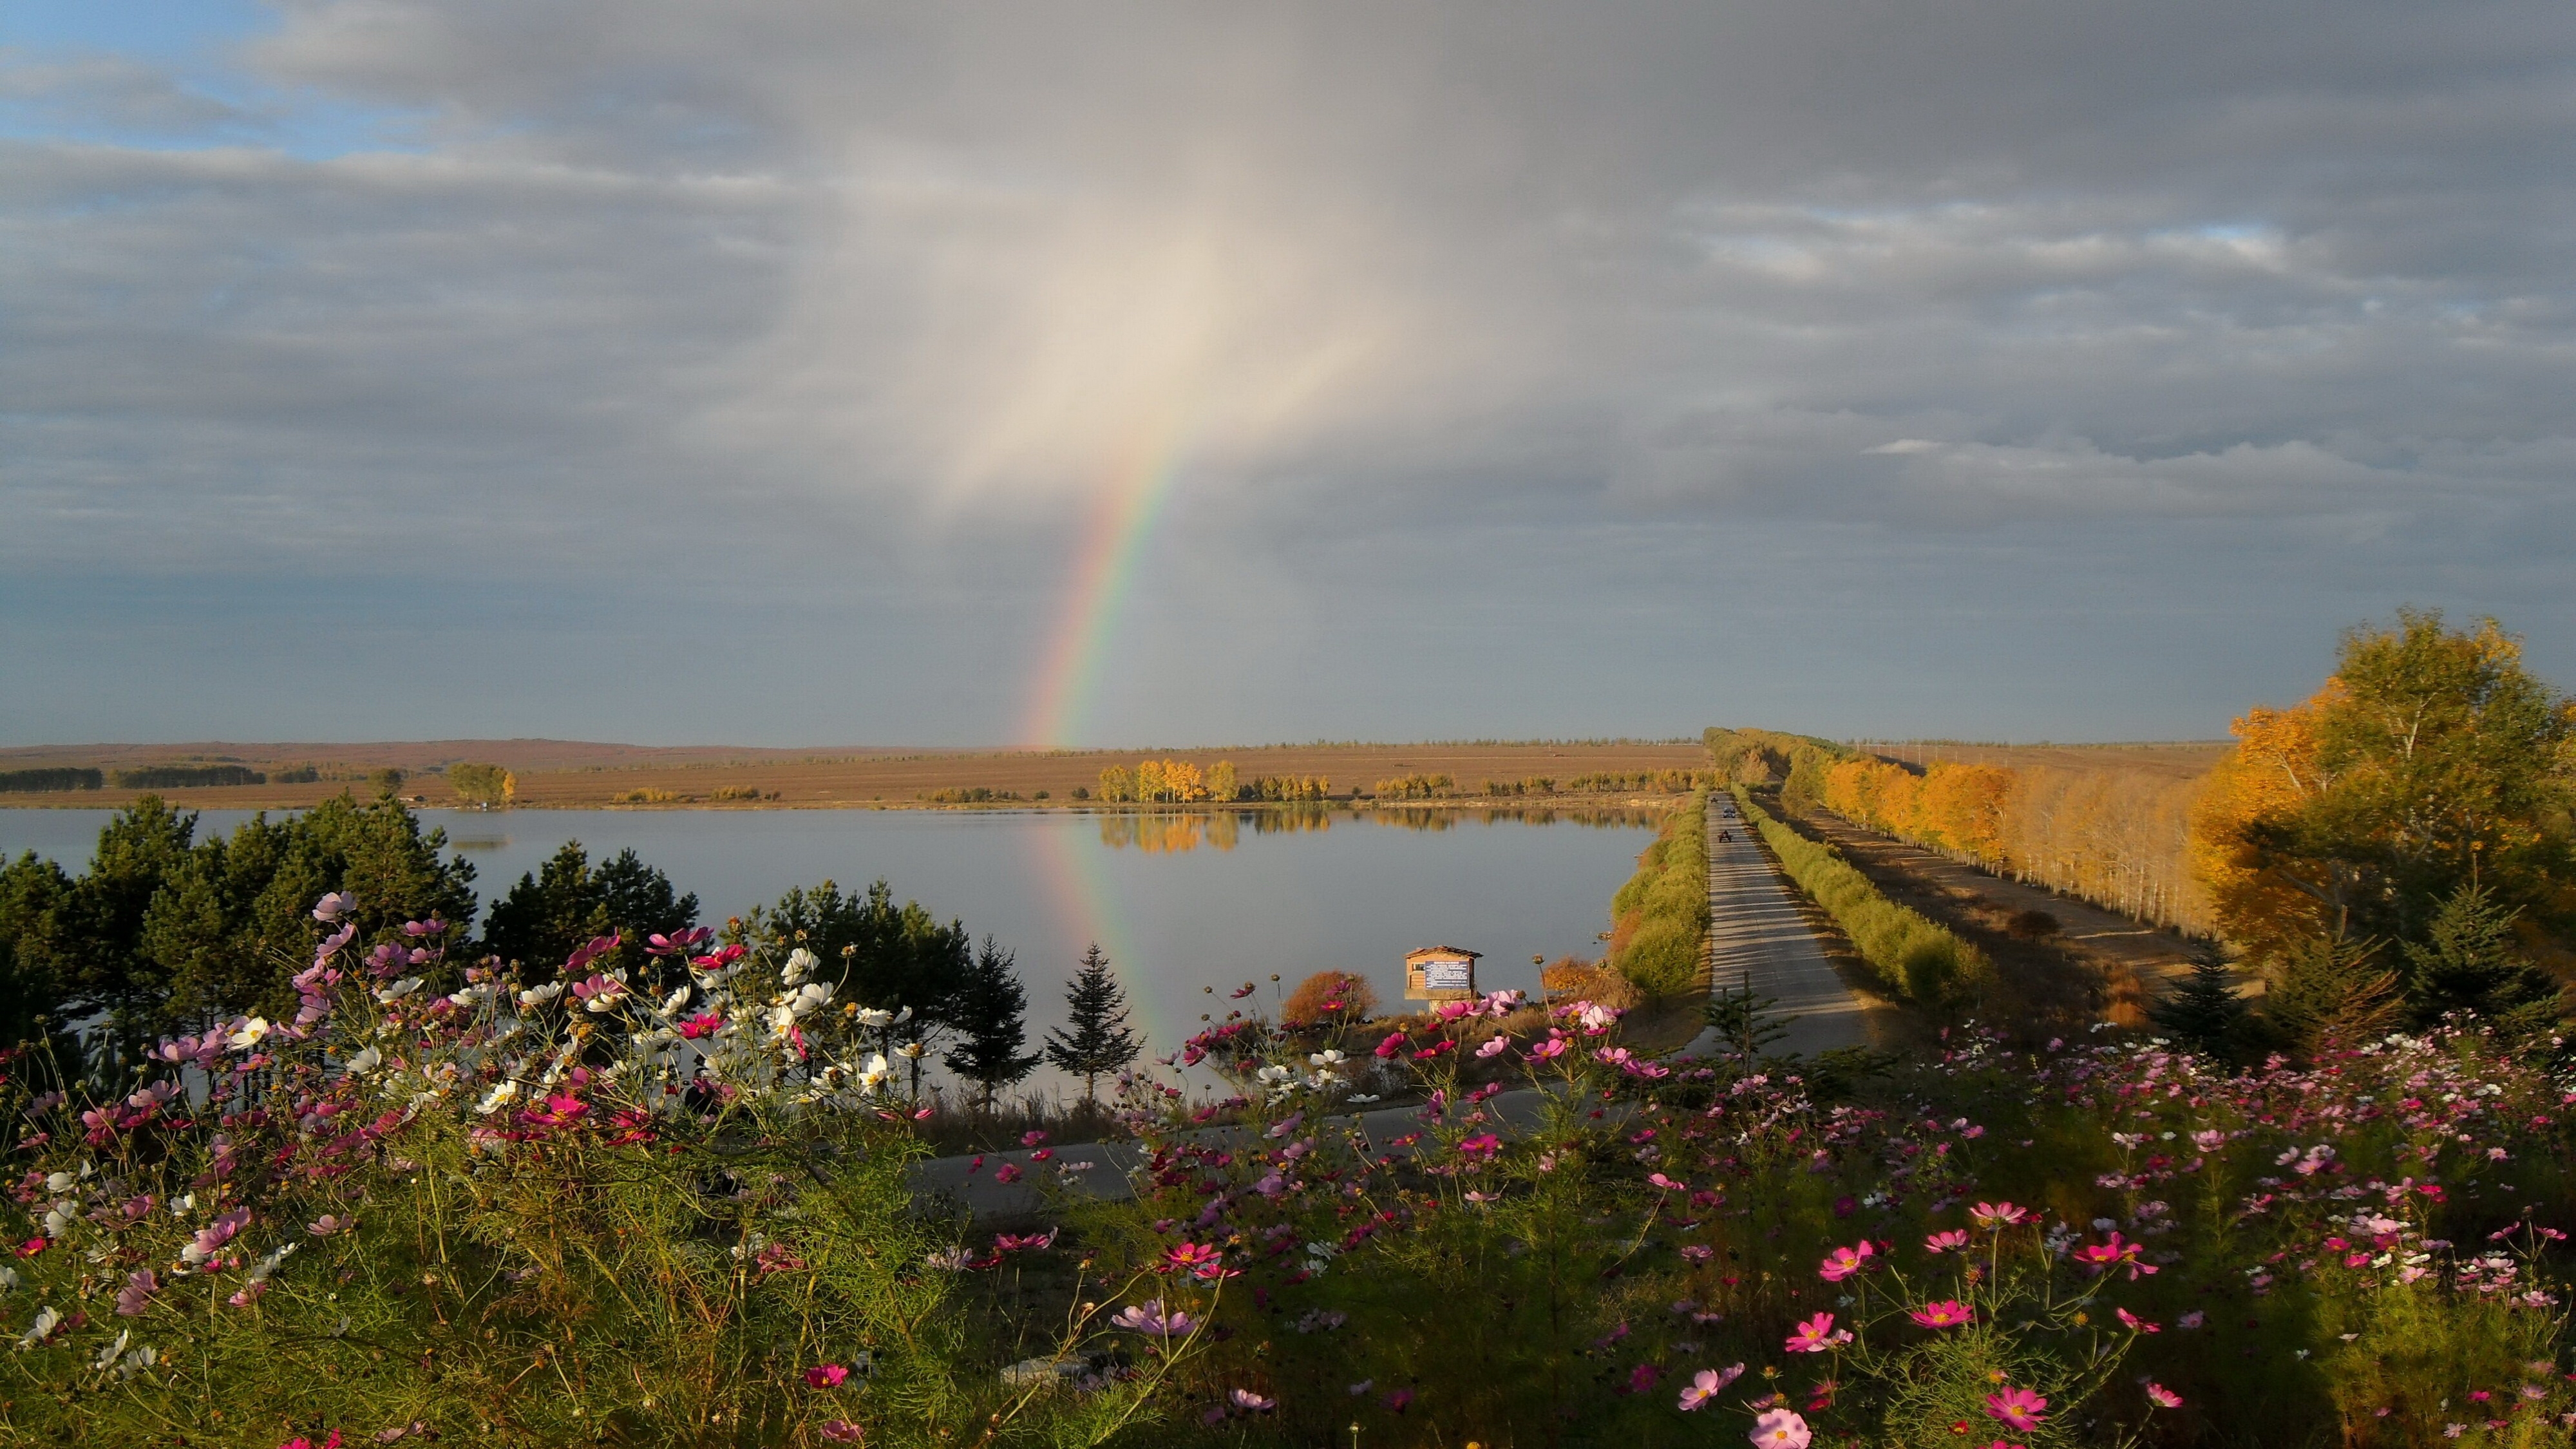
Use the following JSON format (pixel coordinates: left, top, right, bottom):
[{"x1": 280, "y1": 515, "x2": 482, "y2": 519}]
[
  {"x1": 1606, "y1": 790, "x2": 1710, "y2": 999},
  {"x1": 1281, "y1": 969, "x2": 1378, "y2": 1028},
  {"x1": 1539, "y1": 954, "x2": 1640, "y2": 1010}
]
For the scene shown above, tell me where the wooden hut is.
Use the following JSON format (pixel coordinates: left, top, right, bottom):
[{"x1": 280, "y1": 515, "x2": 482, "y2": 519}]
[{"x1": 1404, "y1": 945, "x2": 1481, "y2": 1002}]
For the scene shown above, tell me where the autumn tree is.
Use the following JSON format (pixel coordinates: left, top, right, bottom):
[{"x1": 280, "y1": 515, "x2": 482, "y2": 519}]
[
  {"x1": 2190, "y1": 610, "x2": 2573, "y2": 1019},
  {"x1": 448, "y1": 761, "x2": 515, "y2": 808}
]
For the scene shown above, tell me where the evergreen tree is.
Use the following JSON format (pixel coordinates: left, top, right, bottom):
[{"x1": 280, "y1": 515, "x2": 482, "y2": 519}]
[
  {"x1": 482, "y1": 842, "x2": 695, "y2": 984},
  {"x1": 944, "y1": 936, "x2": 1039, "y2": 1111},
  {"x1": 2146, "y1": 947, "x2": 2249, "y2": 1057},
  {"x1": 2263, "y1": 932, "x2": 2401, "y2": 1051},
  {"x1": 1044, "y1": 943, "x2": 1142, "y2": 1106},
  {"x1": 2401, "y1": 881, "x2": 2562, "y2": 1030}
]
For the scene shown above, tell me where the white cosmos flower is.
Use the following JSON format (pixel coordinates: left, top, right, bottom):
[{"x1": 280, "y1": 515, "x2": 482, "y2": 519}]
[
  {"x1": 42, "y1": 1171, "x2": 73, "y2": 1194},
  {"x1": 660, "y1": 985, "x2": 692, "y2": 1015},
  {"x1": 857, "y1": 1054, "x2": 891, "y2": 1092},
  {"x1": 782, "y1": 948, "x2": 818, "y2": 986},
  {"x1": 226, "y1": 1018, "x2": 272, "y2": 1051},
  {"x1": 516, "y1": 983, "x2": 564, "y2": 1010},
  {"x1": 897, "y1": 1041, "x2": 927, "y2": 1059},
  {"x1": 375, "y1": 978, "x2": 424, "y2": 1004},
  {"x1": 343, "y1": 1047, "x2": 383, "y2": 1076},
  {"x1": 17, "y1": 1305, "x2": 60, "y2": 1350},
  {"x1": 784, "y1": 983, "x2": 833, "y2": 1019},
  {"x1": 854, "y1": 1007, "x2": 895, "y2": 1028},
  {"x1": 1309, "y1": 1049, "x2": 1347, "y2": 1067},
  {"x1": 476, "y1": 1081, "x2": 520, "y2": 1116}
]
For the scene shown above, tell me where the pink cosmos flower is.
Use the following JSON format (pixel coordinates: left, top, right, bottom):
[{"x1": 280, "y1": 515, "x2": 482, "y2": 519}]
[
  {"x1": 1748, "y1": 1407, "x2": 1812, "y2": 1447},
  {"x1": 2072, "y1": 1231, "x2": 2157, "y2": 1280},
  {"x1": 312, "y1": 892, "x2": 356, "y2": 923},
  {"x1": 1373, "y1": 1031, "x2": 1409, "y2": 1059},
  {"x1": 1457, "y1": 1133, "x2": 1502, "y2": 1160},
  {"x1": 1986, "y1": 1387, "x2": 2049, "y2": 1430},
  {"x1": 115, "y1": 1268, "x2": 159, "y2": 1316},
  {"x1": 1970, "y1": 1201, "x2": 2030, "y2": 1228},
  {"x1": 1925, "y1": 1229, "x2": 1970, "y2": 1253},
  {"x1": 1528, "y1": 1036, "x2": 1570, "y2": 1061},
  {"x1": 2177, "y1": 1310, "x2": 2206, "y2": 1329},
  {"x1": 2117, "y1": 1307, "x2": 2160, "y2": 1334},
  {"x1": 806, "y1": 1364, "x2": 849, "y2": 1388},
  {"x1": 2146, "y1": 1383, "x2": 2183, "y2": 1408},
  {"x1": 1677, "y1": 1363, "x2": 1745, "y2": 1410},
  {"x1": 1230, "y1": 1388, "x2": 1275, "y2": 1412},
  {"x1": 818, "y1": 1421, "x2": 863, "y2": 1443},
  {"x1": 1817, "y1": 1240, "x2": 1875, "y2": 1282},
  {"x1": 1785, "y1": 1311, "x2": 1852, "y2": 1352},
  {"x1": 1476, "y1": 1035, "x2": 1511, "y2": 1057},
  {"x1": 1110, "y1": 1299, "x2": 1197, "y2": 1337},
  {"x1": 1908, "y1": 1300, "x2": 1973, "y2": 1329},
  {"x1": 1162, "y1": 1242, "x2": 1223, "y2": 1274},
  {"x1": 1680, "y1": 1244, "x2": 1715, "y2": 1264}
]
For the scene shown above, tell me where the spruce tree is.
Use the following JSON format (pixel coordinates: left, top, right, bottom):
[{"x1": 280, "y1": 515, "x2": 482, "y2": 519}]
[
  {"x1": 944, "y1": 936, "x2": 1040, "y2": 1111},
  {"x1": 1044, "y1": 943, "x2": 1142, "y2": 1106},
  {"x1": 2146, "y1": 948, "x2": 2248, "y2": 1057},
  {"x1": 2400, "y1": 881, "x2": 2561, "y2": 1029}
]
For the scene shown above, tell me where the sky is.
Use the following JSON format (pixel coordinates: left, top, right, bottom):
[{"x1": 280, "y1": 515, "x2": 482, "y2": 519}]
[{"x1": 5, "y1": 0, "x2": 2571, "y2": 749}]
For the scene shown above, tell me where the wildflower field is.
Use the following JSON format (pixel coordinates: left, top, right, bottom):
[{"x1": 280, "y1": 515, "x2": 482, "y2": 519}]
[{"x1": 4, "y1": 884, "x2": 2571, "y2": 1447}]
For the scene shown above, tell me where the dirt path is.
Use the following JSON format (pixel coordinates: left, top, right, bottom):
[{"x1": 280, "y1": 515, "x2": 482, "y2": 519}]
[{"x1": 1794, "y1": 809, "x2": 2200, "y2": 989}]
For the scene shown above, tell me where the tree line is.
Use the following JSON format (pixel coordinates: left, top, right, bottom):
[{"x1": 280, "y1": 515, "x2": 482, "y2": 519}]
[
  {"x1": 0, "y1": 792, "x2": 1146, "y2": 1106},
  {"x1": 1719, "y1": 609, "x2": 2576, "y2": 1046},
  {"x1": 0, "y1": 768, "x2": 102, "y2": 793}
]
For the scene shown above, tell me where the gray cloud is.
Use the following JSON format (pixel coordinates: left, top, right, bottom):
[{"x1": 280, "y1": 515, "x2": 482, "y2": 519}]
[{"x1": 3, "y1": 0, "x2": 2572, "y2": 744}]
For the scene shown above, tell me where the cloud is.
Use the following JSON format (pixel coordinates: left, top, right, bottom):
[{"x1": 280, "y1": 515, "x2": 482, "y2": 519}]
[{"x1": 4, "y1": 0, "x2": 2574, "y2": 742}]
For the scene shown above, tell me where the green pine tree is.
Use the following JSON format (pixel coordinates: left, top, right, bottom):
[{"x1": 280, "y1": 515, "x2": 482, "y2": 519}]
[
  {"x1": 2401, "y1": 881, "x2": 2562, "y2": 1031},
  {"x1": 2146, "y1": 948, "x2": 2249, "y2": 1057},
  {"x1": 943, "y1": 936, "x2": 1040, "y2": 1112},
  {"x1": 1044, "y1": 943, "x2": 1142, "y2": 1106}
]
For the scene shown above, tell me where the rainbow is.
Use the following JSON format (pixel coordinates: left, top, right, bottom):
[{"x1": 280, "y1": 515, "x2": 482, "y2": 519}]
[{"x1": 1019, "y1": 419, "x2": 1190, "y2": 749}]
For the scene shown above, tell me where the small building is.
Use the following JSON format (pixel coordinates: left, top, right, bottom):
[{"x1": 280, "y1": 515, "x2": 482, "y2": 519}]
[{"x1": 1404, "y1": 945, "x2": 1481, "y2": 1002}]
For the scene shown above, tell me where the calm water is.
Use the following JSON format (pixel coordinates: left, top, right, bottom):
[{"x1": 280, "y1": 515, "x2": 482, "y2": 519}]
[{"x1": 1, "y1": 806, "x2": 1652, "y2": 1081}]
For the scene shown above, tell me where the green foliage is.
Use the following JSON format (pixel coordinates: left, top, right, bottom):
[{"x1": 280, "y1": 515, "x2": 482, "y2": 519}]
[
  {"x1": 481, "y1": 840, "x2": 697, "y2": 982},
  {"x1": 2401, "y1": 880, "x2": 2563, "y2": 1030},
  {"x1": 2264, "y1": 931, "x2": 2403, "y2": 1048},
  {"x1": 0, "y1": 767, "x2": 100, "y2": 792},
  {"x1": 446, "y1": 760, "x2": 513, "y2": 805},
  {"x1": 1606, "y1": 790, "x2": 1712, "y2": 999},
  {"x1": 1045, "y1": 942, "x2": 1142, "y2": 1101},
  {"x1": 1733, "y1": 786, "x2": 1985, "y2": 1003},
  {"x1": 2, "y1": 795, "x2": 478, "y2": 1075},
  {"x1": 108, "y1": 764, "x2": 263, "y2": 788},
  {"x1": 943, "y1": 935, "x2": 1040, "y2": 1108},
  {"x1": 739, "y1": 878, "x2": 972, "y2": 1028},
  {"x1": 2145, "y1": 948, "x2": 2251, "y2": 1057}
]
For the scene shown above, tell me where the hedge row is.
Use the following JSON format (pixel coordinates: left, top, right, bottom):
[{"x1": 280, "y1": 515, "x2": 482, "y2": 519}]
[
  {"x1": 1730, "y1": 784, "x2": 1985, "y2": 1003},
  {"x1": 1607, "y1": 788, "x2": 1712, "y2": 999}
]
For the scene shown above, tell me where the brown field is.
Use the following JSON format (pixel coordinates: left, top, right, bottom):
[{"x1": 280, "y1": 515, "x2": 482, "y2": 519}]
[
  {"x1": 0, "y1": 739, "x2": 1714, "y2": 811},
  {"x1": 1851, "y1": 740, "x2": 2230, "y2": 781}
]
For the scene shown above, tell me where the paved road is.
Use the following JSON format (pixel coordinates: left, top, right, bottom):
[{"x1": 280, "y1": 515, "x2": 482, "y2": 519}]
[{"x1": 1684, "y1": 793, "x2": 1873, "y2": 1059}]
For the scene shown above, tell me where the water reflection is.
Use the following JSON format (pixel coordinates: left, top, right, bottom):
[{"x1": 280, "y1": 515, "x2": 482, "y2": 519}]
[{"x1": 1094, "y1": 804, "x2": 1664, "y2": 851}]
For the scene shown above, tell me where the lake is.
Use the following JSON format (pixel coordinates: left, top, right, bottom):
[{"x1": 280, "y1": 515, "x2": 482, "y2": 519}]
[{"x1": 0, "y1": 805, "x2": 1656, "y2": 1085}]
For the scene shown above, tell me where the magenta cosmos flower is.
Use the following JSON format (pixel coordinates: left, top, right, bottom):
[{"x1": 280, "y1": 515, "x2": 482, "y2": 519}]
[
  {"x1": 1969, "y1": 1201, "x2": 2030, "y2": 1228},
  {"x1": 1748, "y1": 1407, "x2": 1812, "y2": 1447},
  {"x1": 805, "y1": 1364, "x2": 849, "y2": 1389},
  {"x1": 1817, "y1": 1240, "x2": 1875, "y2": 1282},
  {"x1": 1987, "y1": 1387, "x2": 2049, "y2": 1430},
  {"x1": 1784, "y1": 1311, "x2": 1852, "y2": 1353},
  {"x1": 1908, "y1": 1299, "x2": 1973, "y2": 1328},
  {"x1": 1676, "y1": 1363, "x2": 1745, "y2": 1410},
  {"x1": 2146, "y1": 1383, "x2": 2184, "y2": 1408},
  {"x1": 1924, "y1": 1229, "x2": 1970, "y2": 1253}
]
